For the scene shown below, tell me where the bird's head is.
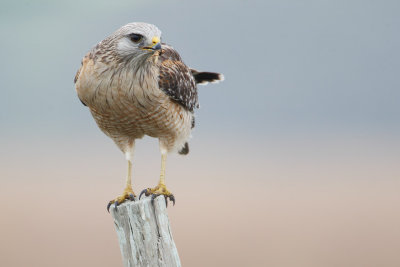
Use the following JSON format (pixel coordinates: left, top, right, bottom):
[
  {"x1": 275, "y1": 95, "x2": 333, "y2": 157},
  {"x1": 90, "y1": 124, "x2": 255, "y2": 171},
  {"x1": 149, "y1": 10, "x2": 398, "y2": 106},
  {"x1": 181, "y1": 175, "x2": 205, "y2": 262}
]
[{"x1": 113, "y1": 22, "x2": 162, "y2": 59}]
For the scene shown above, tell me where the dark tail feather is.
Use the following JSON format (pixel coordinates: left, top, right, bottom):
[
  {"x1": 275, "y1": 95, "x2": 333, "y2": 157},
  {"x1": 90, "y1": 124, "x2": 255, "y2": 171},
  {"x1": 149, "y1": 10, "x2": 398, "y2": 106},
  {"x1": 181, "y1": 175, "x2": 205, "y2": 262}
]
[
  {"x1": 178, "y1": 142, "x2": 189, "y2": 155},
  {"x1": 191, "y1": 69, "x2": 224, "y2": 85}
]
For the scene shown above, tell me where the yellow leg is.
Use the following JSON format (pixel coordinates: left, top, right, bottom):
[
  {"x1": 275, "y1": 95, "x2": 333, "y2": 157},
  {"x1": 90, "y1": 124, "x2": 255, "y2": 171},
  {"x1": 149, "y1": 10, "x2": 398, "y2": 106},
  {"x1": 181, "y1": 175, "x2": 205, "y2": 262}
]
[
  {"x1": 107, "y1": 160, "x2": 136, "y2": 212},
  {"x1": 123, "y1": 160, "x2": 135, "y2": 195},
  {"x1": 139, "y1": 152, "x2": 175, "y2": 206},
  {"x1": 159, "y1": 153, "x2": 167, "y2": 186}
]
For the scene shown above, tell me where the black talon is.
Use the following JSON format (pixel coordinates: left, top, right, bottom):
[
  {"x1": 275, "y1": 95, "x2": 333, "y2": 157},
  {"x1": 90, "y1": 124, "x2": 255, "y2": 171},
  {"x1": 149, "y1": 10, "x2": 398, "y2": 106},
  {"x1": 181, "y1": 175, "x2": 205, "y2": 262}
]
[
  {"x1": 107, "y1": 202, "x2": 112, "y2": 213},
  {"x1": 169, "y1": 195, "x2": 175, "y2": 206},
  {"x1": 129, "y1": 193, "x2": 135, "y2": 201},
  {"x1": 114, "y1": 201, "x2": 119, "y2": 211},
  {"x1": 151, "y1": 194, "x2": 160, "y2": 204},
  {"x1": 139, "y1": 189, "x2": 148, "y2": 200},
  {"x1": 164, "y1": 195, "x2": 168, "y2": 207}
]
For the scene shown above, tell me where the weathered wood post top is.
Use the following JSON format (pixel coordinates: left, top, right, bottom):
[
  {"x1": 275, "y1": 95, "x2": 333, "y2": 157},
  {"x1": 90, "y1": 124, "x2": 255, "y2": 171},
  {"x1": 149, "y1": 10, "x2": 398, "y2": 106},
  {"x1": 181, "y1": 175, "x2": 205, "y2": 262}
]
[{"x1": 109, "y1": 196, "x2": 181, "y2": 267}]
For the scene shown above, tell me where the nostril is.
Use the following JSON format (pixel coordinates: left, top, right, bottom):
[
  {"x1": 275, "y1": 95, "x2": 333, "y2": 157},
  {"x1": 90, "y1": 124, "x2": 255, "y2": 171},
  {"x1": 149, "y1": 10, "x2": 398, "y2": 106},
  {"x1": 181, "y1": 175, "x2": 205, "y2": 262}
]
[{"x1": 152, "y1": 37, "x2": 160, "y2": 45}]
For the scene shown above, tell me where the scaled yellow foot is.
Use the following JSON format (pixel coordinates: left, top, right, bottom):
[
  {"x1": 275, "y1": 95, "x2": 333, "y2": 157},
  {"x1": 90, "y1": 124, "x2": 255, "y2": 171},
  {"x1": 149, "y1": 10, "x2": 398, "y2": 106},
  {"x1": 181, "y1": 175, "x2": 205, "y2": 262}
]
[
  {"x1": 107, "y1": 186, "x2": 136, "y2": 212},
  {"x1": 139, "y1": 183, "x2": 175, "y2": 206}
]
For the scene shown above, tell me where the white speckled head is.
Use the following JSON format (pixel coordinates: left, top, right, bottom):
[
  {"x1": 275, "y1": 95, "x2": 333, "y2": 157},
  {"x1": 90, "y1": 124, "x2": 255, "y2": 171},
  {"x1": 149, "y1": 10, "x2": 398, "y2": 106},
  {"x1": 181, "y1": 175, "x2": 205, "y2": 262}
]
[{"x1": 114, "y1": 22, "x2": 162, "y2": 58}]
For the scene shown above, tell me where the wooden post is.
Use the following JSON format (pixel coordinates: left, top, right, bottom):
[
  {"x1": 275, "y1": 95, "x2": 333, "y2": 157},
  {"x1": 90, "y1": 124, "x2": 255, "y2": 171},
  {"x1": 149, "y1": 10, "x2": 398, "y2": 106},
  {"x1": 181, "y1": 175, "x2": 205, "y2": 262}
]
[{"x1": 109, "y1": 196, "x2": 181, "y2": 267}]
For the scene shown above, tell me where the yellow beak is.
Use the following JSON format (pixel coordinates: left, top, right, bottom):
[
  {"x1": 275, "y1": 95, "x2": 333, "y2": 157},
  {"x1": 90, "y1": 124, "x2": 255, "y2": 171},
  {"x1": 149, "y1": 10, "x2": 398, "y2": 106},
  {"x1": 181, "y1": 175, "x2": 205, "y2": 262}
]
[{"x1": 142, "y1": 36, "x2": 161, "y2": 51}]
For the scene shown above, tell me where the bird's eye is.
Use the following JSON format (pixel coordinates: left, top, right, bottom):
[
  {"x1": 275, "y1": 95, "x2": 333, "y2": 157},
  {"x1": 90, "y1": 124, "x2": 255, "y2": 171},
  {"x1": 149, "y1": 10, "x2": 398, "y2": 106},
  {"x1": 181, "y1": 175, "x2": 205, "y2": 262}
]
[{"x1": 129, "y1": 33, "x2": 143, "y2": 43}]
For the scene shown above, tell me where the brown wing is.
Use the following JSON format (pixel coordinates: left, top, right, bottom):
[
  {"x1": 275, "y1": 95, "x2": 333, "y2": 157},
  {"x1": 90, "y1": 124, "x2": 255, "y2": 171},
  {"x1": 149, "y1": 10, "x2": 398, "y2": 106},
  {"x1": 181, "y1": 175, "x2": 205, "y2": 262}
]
[{"x1": 158, "y1": 44, "x2": 198, "y2": 112}]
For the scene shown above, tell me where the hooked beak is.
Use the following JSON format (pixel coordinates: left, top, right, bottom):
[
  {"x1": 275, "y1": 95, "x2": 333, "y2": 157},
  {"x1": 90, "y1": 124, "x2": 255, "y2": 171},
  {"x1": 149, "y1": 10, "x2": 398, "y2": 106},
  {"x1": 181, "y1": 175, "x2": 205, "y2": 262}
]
[{"x1": 142, "y1": 36, "x2": 162, "y2": 51}]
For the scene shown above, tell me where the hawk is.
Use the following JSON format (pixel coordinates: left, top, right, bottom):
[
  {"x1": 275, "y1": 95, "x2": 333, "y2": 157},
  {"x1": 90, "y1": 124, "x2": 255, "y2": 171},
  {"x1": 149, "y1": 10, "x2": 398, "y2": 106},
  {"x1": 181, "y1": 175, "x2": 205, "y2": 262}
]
[{"x1": 74, "y1": 22, "x2": 223, "y2": 211}]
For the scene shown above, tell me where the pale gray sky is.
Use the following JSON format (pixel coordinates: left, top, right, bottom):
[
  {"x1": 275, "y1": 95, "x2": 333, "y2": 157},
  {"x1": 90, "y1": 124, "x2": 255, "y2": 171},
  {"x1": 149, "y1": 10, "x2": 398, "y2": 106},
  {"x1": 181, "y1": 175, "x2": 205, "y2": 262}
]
[{"x1": 1, "y1": 0, "x2": 399, "y2": 140}]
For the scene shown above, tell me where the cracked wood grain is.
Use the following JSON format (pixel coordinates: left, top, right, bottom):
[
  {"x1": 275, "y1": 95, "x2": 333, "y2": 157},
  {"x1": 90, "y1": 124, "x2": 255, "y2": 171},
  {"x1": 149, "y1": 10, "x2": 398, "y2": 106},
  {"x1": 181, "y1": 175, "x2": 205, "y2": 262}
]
[{"x1": 110, "y1": 196, "x2": 181, "y2": 267}]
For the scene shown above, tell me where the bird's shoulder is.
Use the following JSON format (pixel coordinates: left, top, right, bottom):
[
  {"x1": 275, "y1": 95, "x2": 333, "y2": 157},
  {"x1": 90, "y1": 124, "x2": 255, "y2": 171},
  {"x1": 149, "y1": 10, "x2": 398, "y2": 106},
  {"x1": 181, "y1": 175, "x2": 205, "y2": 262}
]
[
  {"x1": 74, "y1": 50, "x2": 97, "y2": 84},
  {"x1": 74, "y1": 49, "x2": 104, "y2": 106},
  {"x1": 157, "y1": 44, "x2": 198, "y2": 111}
]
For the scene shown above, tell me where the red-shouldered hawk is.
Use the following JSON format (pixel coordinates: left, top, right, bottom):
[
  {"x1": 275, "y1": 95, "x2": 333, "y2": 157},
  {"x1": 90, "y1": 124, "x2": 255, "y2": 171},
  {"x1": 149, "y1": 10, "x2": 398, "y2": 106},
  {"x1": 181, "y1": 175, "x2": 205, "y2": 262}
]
[{"x1": 74, "y1": 22, "x2": 223, "y2": 211}]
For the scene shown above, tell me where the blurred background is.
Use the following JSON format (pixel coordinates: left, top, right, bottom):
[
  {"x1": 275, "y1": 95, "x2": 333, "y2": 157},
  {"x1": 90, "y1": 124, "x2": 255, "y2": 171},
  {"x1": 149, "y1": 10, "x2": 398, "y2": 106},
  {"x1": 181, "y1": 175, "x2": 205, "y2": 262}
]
[{"x1": 1, "y1": 0, "x2": 399, "y2": 266}]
